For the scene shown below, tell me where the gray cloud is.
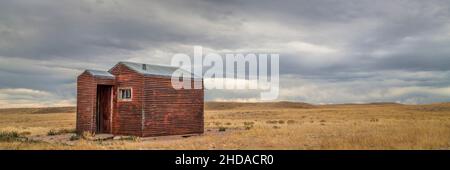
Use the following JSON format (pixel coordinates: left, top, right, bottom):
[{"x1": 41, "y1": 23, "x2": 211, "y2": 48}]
[{"x1": 0, "y1": 0, "x2": 450, "y2": 107}]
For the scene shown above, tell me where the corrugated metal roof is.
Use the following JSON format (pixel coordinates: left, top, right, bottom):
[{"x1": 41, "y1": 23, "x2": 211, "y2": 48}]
[
  {"x1": 86, "y1": 69, "x2": 115, "y2": 78},
  {"x1": 118, "y1": 61, "x2": 201, "y2": 78}
]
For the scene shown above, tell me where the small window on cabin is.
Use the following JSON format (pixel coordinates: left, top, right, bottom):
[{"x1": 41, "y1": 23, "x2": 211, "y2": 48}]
[{"x1": 118, "y1": 88, "x2": 132, "y2": 101}]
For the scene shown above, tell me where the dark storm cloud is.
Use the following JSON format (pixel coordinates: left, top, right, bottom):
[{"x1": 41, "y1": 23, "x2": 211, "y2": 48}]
[
  {"x1": 0, "y1": 0, "x2": 450, "y2": 107},
  {"x1": 0, "y1": 1, "x2": 183, "y2": 59}
]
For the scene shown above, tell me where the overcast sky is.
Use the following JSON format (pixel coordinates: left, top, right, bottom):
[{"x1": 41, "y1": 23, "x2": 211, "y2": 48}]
[{"x1": 1, "y1": 0, "x2": 450, "y2": 108}]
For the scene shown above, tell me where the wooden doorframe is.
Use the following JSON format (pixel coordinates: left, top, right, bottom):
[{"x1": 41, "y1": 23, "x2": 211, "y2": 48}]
[
  {"x1": 109, "y1": 85, "x2": 113, "y2": 134},
  {"x1": 96, "y1": 85, "x2": 113, "y2": 134}
]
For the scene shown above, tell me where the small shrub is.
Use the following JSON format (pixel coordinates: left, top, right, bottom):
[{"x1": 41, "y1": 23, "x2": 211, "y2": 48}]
[
  {"x1": 243, "y1": 122, "x2": 254, "y2": 126},
  {"x1": 81, "y1": 131, "x2": 95, "y2": 140},
  {"x1": 0, "y1": 131, "x2": 22, "y2": 141},
  {"x1": 266, "y1": 120, "x2": 278, "y2": 124},
  {"x1": 320, "y1": 120, "x2": 326, "y2": 123},
  {"x1": 243, "y1": 121, "x2": 254, "y2": 130},
  {"x1": 225, "y1": 122, "x2": 232, "y2": 125},
  {"x1": 218, "y1": 127, "x2": 227, "y2": 132},
  {"x1": 47, "y1": 128, "x2": 76, "y2": 136},
  {"x1": 120, "y1": 136, "x2": 140, "y2": 141},
  {"x1": 278, "y1": 120, "x2": 285, "y2": 124},
  {"x1": 70, "y1": 135, "x2": 80, "y2": 141},
  {"x1": 47, "y1": 129, "x2": 58, "y2": 136},
  {"x1": 287, "y1": 120, "x2": 296, "y2": 124},
  {"x1": 272, "y1": 126, "x2": 281, "y2": 129}
]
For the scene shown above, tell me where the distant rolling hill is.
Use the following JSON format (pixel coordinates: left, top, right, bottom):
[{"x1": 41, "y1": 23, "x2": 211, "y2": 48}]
[
  {"x1": 1, "y1": 102, "x2": 449, "y2": 114},
  {"x1": 204, "y1": 101, "x2": 316, "y2": 110},
  {"x1": 0, "y1": 107, "x2": 75, "y2": 114},
  {"x1": 0, "y1": 102, "x2": 316, "y2": 114}
]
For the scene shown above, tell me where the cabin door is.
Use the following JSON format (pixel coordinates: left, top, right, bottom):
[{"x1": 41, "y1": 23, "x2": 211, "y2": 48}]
[{"x1": 96, "y1": 85, "x2": 112, "y2": 133}]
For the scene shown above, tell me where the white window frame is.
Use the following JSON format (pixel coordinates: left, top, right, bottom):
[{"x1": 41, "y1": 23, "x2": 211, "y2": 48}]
[{"x1": 118, "y1": 87, "x2": 132, "y2": 102}]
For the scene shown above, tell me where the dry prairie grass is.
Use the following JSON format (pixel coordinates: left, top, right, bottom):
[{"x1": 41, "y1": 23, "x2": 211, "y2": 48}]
[{"x1": 0, "y1": 102, "x2": 449, "y2": 150}]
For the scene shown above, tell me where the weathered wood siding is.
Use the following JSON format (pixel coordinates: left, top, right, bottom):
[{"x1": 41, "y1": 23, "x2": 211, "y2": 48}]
[
  {"x1": 76, "y1": 72, "x2": 96, "y2": 134},
  {"x1": 142, "y1": 76, "x2": 204, "y2": 136},
  {"x1": 109, "y1": 64, "x2": 144, "y2": 136},
  {"x1": 78, "y1": 63, "x2": 204, "y2": 137},
  {"x1": 76, "y1": 72, "x2": 114, "y2": 134}
]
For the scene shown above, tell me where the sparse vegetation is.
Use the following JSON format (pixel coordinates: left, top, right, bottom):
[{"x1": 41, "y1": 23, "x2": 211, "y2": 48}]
[
  {"x1": 370, "y1": 118, "x2": 379, "y2": 122},
  {"x1": 47, "y1": 129, "x2": 57, "y2": 136},
  {"x1": 81, "y1": 131, "x2": 95, "y2": 140},
  {"x1": 0, "y1": 131, "x2": 23, "y2": 142},
  {"x1": 0, "y1": 102, "x2": 450, "y2": 149},
  {"x1": 243, "y1": 122, "x2": 254, "y2": 126},
  {"x1": 69, "y1": 135, "x2": 80, "y2": 141},
  {"x1": 119, "y1": 136, "x2": 140, "y2": 141},
  {"x1": 287, "y1": 120, "x2": 296, "y2": 124},
  {"x1": 47, "y1": 128, "x2": 76, "y2": 136},
  {"x1": 218, "y1": 127, "x2": 227, "y2": 132},
  {"x1": 266, "y1": 120, "x2": 278, "y2": 124},
  {"x1": 243, "y1": 121, "x2": 254, "y2": 130}
]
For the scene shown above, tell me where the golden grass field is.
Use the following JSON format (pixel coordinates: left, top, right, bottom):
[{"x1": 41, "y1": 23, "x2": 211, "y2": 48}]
[{"x1": 0, "y1": 102, "x2": 449, "y2": 150}]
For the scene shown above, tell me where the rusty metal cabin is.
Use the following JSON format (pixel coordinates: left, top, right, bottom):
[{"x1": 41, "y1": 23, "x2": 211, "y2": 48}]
[{"x1": 76, "y1": 61, "x2": 204, "y2": 137}]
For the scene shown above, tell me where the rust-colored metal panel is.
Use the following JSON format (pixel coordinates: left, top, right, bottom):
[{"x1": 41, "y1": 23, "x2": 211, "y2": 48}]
[
  {"x1": 76, "y1": 71, "x2": 96, "y2": 134},
  {"x1": 109, "y1": 63, "x2": 144, "y2": 136},
  {"x1": 142, "y1": 76, "x2": 204, "y2": 137},
  {"x1": 77, "y1": 71, "x2": 115, "y2": 135},
  {"x1": 77, "y1": 62, "x2": 204, "y2": 137}
]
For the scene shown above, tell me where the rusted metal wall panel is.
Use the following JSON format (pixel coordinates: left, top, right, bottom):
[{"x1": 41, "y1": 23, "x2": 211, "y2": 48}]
[
  {"x1": 142, "y1": 76, "x2": 204, "y2": 137},
  {"x1": 77, "y1": 71, "x2": 115, "y2": 134},
  {"x1": 109, "y1": 64, "x2": 144, "y2": 136},
  {"x1": 77, "y1": 63, "x2": 204, "y2": 137},
  {"x1": 76, "y1": 72, "x2": 96, "y2": 134}
]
